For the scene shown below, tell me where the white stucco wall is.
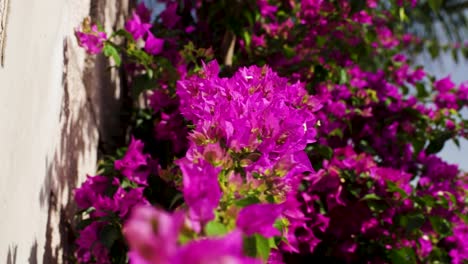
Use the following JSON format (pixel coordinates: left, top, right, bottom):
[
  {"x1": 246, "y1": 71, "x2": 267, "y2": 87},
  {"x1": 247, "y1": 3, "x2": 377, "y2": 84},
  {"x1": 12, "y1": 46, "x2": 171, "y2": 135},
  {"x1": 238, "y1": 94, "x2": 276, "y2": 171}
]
[
  {"x1": 0, "y1": 1, "x2": 91, "y2": 263},
  {"x1": 0, "y1": 0, "x2": 128, "y2": 263}
]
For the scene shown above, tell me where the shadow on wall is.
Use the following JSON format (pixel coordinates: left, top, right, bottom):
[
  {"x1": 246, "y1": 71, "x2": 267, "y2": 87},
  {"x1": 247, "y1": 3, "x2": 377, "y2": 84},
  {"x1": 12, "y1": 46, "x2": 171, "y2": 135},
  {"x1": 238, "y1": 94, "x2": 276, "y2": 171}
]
[
  {"x1": 37, "y1": 0, "x2": 131, "y2": 262},
  {"x1": 5, "y1": 241, "x2": 38, "y2": 264},
  {"x1": 39, "y1": 37, "x2": 98, "y2": 263},
  {"x1": 6, "y1": 245, "x2": 17, "y2": 264},
  {"x1": 28, "y1": 241, "x2": 37, "y2": 264}
]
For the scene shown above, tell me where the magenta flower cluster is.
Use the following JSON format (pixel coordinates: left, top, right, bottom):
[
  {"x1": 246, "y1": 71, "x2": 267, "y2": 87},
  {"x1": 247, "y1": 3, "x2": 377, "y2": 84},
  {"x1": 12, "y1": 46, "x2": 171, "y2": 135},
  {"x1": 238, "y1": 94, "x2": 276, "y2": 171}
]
[
  {"x1": 124, "y1": 206, "x2": 261, "y2": 264},
  {"x1": 74, "y1": 138, "x2": 151, "y2": 263},
  {"x1": 176, "y1": 61, "x2": 320, "y2": 215},
  {"x1": 75, "y1": 24, "x2": 107, "y2": 55},
  {"x1": 72, "y1": 1, "x2": 468, "y2": 263},
  {"x1": 125, "y1": 5, "x2": 164, "y2": 55}
]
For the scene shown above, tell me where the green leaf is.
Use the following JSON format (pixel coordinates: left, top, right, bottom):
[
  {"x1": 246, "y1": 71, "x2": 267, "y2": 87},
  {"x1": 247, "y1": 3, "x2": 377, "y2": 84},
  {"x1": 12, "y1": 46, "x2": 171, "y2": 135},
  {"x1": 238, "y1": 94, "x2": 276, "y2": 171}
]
[
  {"x1": 415, "y1": 83, "x2": 429, "y2": 99},
  {"x1": 147, "y1": 68, "x2": 154, "y2": 79},
  {"x1": 243, "y1": 235, "x2": 257, "y2": 258},
  {"x1": 399, "y1": 213, "x2": 425, "y2": 234},
  {"x1": 76, "y1": 206, "x2": 96, "y2": 216},
  {"x1": 254, "y1": 234, "x2": 271, "y2": 261},
  {"x1": 435, "y1": 194, "x2": 449, "y2": 209},
  {"x1": 387, "y1": 181, "x2": 408, "y2": 199},
  {"x1": 398, "y1": 7, "x2": 408, "y2": 22},
  {"x1": 428, "y1": 247, "x2": 451, "y2": 263},
  {"x1": 389, "y1": 247, "x2": 417, "y2": 264},
  {"x1": 76, "y1": 218, "x2": 94, "y2": 230},
  {"x1": 96, "y1": 23, "x2": 105, "y2": 33},
  {"x1": 415, "y1": 195, "x2": 435, "y2": 209},
  {"x1": 463, "y1": 47, "x2": 468, "y2": 58},
  {"x1": 242, "y1": 30, "x2": 251, "y2": 48},
  {"x1": 128, "y1": 49, "x2": 152, "y2": 65},
  {"x1": 428, "y1": 0, "x2": 443, "y2": 12},
  {"x1": 283, "y1": 45, "x2": 295, "y2": 59},
  {"x1": 426, "y1": 131, "x2": 452, "y2": 155},
  {"x1": 361, "y1": 193, "x2": 382, "y2": 201},
  {"x1": 428, "y1": 41, "x2": 440, "y2": 59},
  {"x1": 121, "y1": 178, "x2": 137, "y2": 189},
  {"x1": 445, "y1": 192, "x2": 457, "y2": 207},
  {"x1": 235, "y1": 196, "x2": 260, "y2": 207},
  {"x1": 132, "y1": 75, "x2": 157, "y2": 98},
  {"x1": 273, "y1": 218, "x2": 288, "y2": 234},
  {"x1": 429, "y1": 216, "x2": 452, "y2": 237},
  {"x1": 358, "y1": 139, "x2": 376, "y2": 155},
  {"x1": 99, "y1": 224, "x2": 121, "y2": 249},
  {"x1": 407, "y1": 213, "x2": 426, "y2": 231},
  {"x1": 350, "y1": 0, "x2": 366, "y2": 14},
  {"x1": 401, "y1": 85, "x2": 409, "y2": 95},
  {"x1": 313, "y1": 144, "x2": 333, "y2": 160},
  {"x1": 242, "y1": 9, "x2": 255, "y2": 27},
  {"x1": 316, "y1": 36, "x2": 327, "y2": 48},
  {"x1": 116, "y1": 147, "x2": 128, "y2": 157},
  {"x1": 205, "y1": 221, "x2": 228, "y2": 237},
  {"x1": 456, "y1": 212, "x2": 468, "y2": 225},
  {"x1": 452, "y1": 48, "x2": 459, "y2": 63},
  {"x1": 339, "y1": 69, "x2": 348, "y2": 84},
  {"x1": 412, "y1": 137, "x2": 425, "y2": 155},
  {"x1": 367, "y1": 199, "x2": 388, "y2": 213},
  {"x1": 243, "y1": 234, "x2": 273, "y2": 261},
  {"x1": 312, "y1": 65, "x2": 328, "y2": 84},
  {"x1": 178, "y1": 231, "x2": 194, "y2": 245},
  {"x1": 112, "y1": 29, "x2": 135, "y2": 43},
  {"x1": 103, "y1": 44, "x2": 122, "y2": 66},
  {"x1": 169, "y1": 193, "x2": 184, "y2": 209},
  {"x1": 329, "y1": 128, "x2": 344, "y2": 139}
]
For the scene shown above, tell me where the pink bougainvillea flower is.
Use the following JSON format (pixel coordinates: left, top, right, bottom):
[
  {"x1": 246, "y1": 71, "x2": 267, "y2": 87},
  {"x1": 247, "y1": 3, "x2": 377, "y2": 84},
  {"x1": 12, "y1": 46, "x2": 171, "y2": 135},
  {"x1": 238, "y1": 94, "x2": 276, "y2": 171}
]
[
  {"x1": 114, "y1": 137, "x2": 151, "y2": 185},
  {"x1": 258, "y1": 0, "x2": 278, "y2": 19},
  {"x1": 144, "y1": 33, "x2": 165, "y2": 55},
  {"x1": 125, "y1": 11, "x2": 151, "y2": 40},
  {"x1": 124, "y1": 206, "x2": 185, "y2": 264},
  {"x1": 75, "y1": 25, "x2": 107, "y2": 54},
  {"x1": 237, "y1": 203, "x2": 284, "y2": 237},
  {"x1": 172, "y1": 230, "x2": 262, "y2": 264},
  {"x1": 125, "y1": 206, "x2": 262, "y2": 264},
  {"x1": 75, "y1": 222, "x2": 111, "y2": 264},
  {"x1": 176, "y1": 157, "x2": 222, "y2": 223},
  {"x1": 446, "y1": 221, "x2": 468, "y2": 264},
  {"x1": 160, "y1": 1, "x2": 180, "y2": 29},
  {"x1": 185, "y1": 25, "x2": 195, "y2": 33},
  {"x1": 352, "y1": 10, "x2": 373, "y2": 24},
  {"x1": 74, "y1": 174, "x2": 113, "y2": 209},
  {"x1": 136, "y1": 2, "x2": 151, "y2": 23},
  {"x1": 434, "y1": 75, "x2": 455, "y2": 92},
  {"x1": 114, "y1": 187, "x2": 149, "y2": 218}
]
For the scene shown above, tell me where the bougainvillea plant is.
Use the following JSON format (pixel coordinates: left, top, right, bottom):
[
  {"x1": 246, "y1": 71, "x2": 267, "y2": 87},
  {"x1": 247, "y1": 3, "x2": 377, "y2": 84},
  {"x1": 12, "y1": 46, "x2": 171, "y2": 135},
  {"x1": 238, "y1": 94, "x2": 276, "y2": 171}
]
[{"x1": 73, "y1": 0, "x2": 468, "y2": 263}]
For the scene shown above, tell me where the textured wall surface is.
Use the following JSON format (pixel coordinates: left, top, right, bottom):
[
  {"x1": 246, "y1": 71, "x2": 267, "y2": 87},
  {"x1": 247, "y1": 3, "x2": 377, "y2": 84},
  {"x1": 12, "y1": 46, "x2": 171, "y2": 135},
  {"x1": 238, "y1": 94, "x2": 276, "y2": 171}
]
[{"x1": 0, "y1": 0, "x2": 128, "y2": 263}]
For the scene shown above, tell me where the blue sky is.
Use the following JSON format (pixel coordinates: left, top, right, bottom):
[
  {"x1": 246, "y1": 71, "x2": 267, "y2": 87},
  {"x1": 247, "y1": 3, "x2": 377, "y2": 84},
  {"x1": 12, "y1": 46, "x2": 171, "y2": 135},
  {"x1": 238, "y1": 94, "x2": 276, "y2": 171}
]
[
  {"x1": 421, "y1": 52, "x2": 468, "y2": 170},
  {"x1": 417, "y1": 17, "x2": 468, "y2": 170}
]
